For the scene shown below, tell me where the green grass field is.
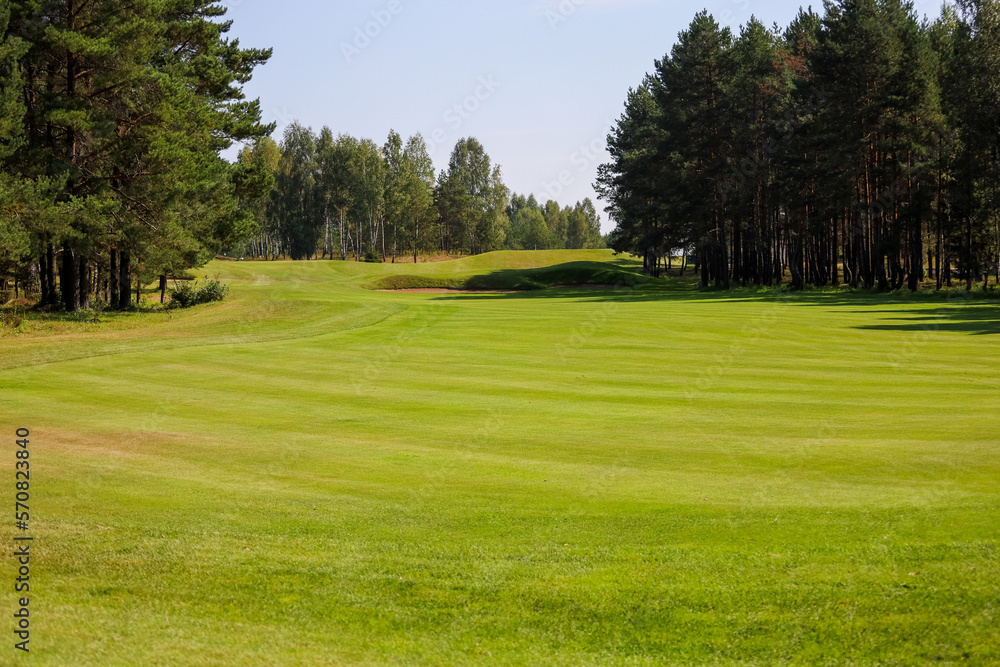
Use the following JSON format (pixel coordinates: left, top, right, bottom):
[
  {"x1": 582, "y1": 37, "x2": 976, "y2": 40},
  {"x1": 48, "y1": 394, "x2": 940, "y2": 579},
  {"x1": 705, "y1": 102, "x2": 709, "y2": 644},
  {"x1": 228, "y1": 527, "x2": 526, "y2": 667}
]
[{"x1": 4, "y1": 250, "x2": 999, "y2": 665}]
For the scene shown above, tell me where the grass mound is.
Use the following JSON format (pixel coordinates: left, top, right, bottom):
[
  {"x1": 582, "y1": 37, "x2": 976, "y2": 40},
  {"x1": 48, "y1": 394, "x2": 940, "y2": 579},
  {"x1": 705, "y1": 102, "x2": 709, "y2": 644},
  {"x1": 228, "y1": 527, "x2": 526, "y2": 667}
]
[
  {"x1": 371, "y1": 259, "x2": 646, "y2": 292},
  {"x1": 436, "y1": 249, "x2": 629, "y2": 272},
  {"x1": 369, "y1": 275, "x2": 464, "y2": 291},
  {"x1": 465, "y1": 260, "x2": 647, "y2": 290}
]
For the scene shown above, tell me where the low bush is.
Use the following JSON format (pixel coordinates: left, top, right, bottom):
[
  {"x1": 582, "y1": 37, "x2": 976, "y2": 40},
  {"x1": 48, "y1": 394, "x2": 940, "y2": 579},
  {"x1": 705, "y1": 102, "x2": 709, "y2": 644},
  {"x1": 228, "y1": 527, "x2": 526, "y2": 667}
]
[
  {"x1": 1, "y1": 310, "x2": 24, "y2": 331},
  {"x1": 369, "y1": 275, "x2": 462, "y2": 290},
  {"x1": 170, "y1": 278, "x2": 229, "y2": 308}
]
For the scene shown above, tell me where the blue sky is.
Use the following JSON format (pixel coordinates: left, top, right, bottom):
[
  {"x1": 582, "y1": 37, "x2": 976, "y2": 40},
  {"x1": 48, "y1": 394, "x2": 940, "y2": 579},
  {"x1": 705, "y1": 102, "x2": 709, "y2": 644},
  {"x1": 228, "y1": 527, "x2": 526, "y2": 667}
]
[{"x1": 221, "y1": 0, "x2": 942, "y2": 231}]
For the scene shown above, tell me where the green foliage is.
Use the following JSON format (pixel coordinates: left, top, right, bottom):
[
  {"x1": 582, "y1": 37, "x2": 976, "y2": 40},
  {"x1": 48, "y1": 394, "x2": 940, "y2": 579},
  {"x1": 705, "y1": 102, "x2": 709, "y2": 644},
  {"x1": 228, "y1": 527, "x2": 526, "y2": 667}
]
[
  {"x1": 505, "y1": 194, "x2": 605, "y2": 250},
  {"x1": 369, "y1": 275, "x2": 461, "y2": 290},
  {"x1": 1, "y1": 307, "x2": 24, "y2": 333},
  {"x1": 241, "y1": 128, "x2": 605, "y2": 263},
  {"x1": 169, "y1": 278, "x2": 230, "y2": 308},
  {"x1": 400, "y1": 133, "x2": 438, "y2": 261},
  {"x1": 438, "y1": 137, "x2": 510, "y2": 254},
  {"x1": 270, "y1": 123, "x2": 322, "y2": 260}
]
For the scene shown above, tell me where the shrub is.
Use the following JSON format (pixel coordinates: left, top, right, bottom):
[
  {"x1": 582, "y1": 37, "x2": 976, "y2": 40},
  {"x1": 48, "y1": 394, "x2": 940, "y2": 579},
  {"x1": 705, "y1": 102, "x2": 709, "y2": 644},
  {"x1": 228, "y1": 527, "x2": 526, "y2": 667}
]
[
  {"x1": 2, "y1": 311, "x2": 23, "y2": 331},
  {"x1": 362, "y1": 248, "x2": 383, "y2": 263},
  {"x1": 170, "y1": 278, "x2": 229, "y2": 308}
]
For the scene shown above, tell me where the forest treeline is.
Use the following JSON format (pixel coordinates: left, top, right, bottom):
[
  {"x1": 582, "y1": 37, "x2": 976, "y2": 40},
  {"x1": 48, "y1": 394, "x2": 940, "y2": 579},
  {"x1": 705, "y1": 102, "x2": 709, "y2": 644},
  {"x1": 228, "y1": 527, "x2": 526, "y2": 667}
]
[
  {"x1": 597, "y1": 0, "x2": 1000, "y2": 291},
  {"x1": 234, "y1": 123, "x2": 605, "y2": 263},
  {"x1": 0, "y1": 1, "x2": 275, "y2": 311}
]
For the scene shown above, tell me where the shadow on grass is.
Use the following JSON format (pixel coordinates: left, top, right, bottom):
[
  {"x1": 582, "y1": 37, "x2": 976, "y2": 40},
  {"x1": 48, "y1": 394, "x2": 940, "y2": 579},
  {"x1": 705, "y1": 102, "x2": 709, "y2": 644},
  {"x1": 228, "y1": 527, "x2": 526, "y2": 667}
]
[
  {"x1": 853, "y1": 307, "x2": 1000, "y2": 335},
  {"x1": 463, "y1": 261, "x2": 649, "y2": 291},
  {"x1": 16, "y1": 305, "x2": 166, "y2": 321},
  {"x1": 370, "y1": 261, "x2": 653, "y2": 292},
  {"x1": 428, "y1": 269, "x2": 1000, "y2": 335}
]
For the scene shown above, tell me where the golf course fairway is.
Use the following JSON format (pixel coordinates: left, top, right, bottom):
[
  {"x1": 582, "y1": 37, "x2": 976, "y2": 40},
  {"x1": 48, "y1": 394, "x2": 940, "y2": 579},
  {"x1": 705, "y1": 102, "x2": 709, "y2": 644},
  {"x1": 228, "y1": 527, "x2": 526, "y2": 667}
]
[{"x1": 3, "y1": 250, "x2": 998, "y2": 665}]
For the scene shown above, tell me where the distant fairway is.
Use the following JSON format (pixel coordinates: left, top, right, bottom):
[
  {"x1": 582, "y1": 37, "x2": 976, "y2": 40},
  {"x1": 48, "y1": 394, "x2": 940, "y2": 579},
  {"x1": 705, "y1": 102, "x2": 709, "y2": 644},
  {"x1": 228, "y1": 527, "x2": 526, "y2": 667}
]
[{"x1": 5, "y1": 250, "x2": 999, "y2": 665}]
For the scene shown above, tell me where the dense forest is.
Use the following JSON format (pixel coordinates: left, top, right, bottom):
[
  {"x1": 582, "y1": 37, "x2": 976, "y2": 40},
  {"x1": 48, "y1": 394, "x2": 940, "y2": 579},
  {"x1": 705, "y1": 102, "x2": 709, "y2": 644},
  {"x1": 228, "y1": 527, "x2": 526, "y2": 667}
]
[
  {"x1": 232, "y1": 124, "x2": 605, "y2": 263},
  {"x1": 597, "y1": 0, "x2": 1000, "y2": 291}
]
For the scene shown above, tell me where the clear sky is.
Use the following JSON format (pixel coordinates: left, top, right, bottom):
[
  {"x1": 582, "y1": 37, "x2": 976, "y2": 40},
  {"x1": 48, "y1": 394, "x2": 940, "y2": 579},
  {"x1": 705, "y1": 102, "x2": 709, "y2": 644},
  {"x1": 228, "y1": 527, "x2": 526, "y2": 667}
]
[{"x1": 220, "y1": 0, "x2": 942, "y2": 232}]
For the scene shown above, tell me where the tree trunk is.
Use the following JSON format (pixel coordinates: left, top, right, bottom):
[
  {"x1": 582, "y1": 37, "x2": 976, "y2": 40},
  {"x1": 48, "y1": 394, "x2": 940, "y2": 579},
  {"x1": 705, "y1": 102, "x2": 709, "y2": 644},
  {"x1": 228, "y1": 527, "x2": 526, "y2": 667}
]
[
  {"x1": 967, "y1": 217, "x2": 974, "y2": 292},
  {"x1": 716, "y1": 217, "x2": 730, "y2": 289},
  {"x1": 78, "y1": 255, "x2": 90, "y2": 309},
  {"x1": 61, "y1": 243, "x2": 79, "y2": 311},
  {"x1": 831, "y1": 215, "x2": 839, "y2": 287},
  {"x1": 39, "y1": 251, "x2": 50, "y2": 305},
  {"x1": 995, "y1": 216, "x2": 1000, "y2": 287},
  {"x1": 159, "y1": 275, "x2": 167, "y2": 304},
  {"x1": 45, "y1": 243, "x2": 57, "y2": 305},
  {"x1": 908, "y1": 209, "x2": 922, "y2": 292},
  {"x1": 110, "y1": 248, "x2": 119, "y2": 308},
  {"x1": 118, "y1": 250, "x2": 131, "y2": 310},
  {"x1": 340, "y1": 210, "x2": 347, "y2": 260}
]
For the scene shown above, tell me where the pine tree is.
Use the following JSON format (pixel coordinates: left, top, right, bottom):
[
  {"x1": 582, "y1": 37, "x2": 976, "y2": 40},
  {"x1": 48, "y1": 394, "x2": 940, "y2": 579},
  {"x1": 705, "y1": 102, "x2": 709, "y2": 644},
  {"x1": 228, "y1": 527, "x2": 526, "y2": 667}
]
[
  {"x1": 595, "y1": 80, "x2": 665, "y2": 273},
  {"x1": 949, "y1": 0, "x2": 1000, "y2": 289},
  {"x1": 724, "y1": 17, "x2": 789, "y2": 286},
  {"x1": 0, "y1": 2, "x2": 31, "y2": 290},
  {"x1": 654, "y1": 12, "x2": 734, "y2": 286}
]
